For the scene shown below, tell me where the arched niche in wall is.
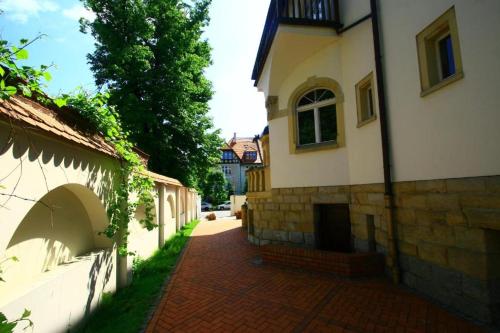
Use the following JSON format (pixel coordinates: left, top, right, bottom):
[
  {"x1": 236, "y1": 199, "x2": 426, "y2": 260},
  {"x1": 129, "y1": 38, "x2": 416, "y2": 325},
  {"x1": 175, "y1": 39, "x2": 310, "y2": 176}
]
[
  {"x1": 1, "y1": 183, "x2": 111, "y2": 296},
  {"x1": 132, "y1": 204, "x2": 158, "y2": 228},
  {"x1": 180, "y1": 192, "x2": 185, "y2": 216},
  {"x1": 167, "y1": 195, "x2": 176, "y2": 220}
]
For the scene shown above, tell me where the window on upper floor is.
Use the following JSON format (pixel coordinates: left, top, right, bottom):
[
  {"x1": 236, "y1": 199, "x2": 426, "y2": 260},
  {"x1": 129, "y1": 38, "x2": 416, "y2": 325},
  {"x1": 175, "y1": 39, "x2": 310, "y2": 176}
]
[
  {"x1": 221, "y1": 165, "x2": 231, "y2": 176},
  {"x1": 296, "y1": 88, "x2": 337, "y2": 146},
  {"x1": 355, "y1": 72, "x2": 377, "y2": 127},
  {"x1": 244, "y1": 151, "x2": 257, "y2": 161},
  {"x1": 288, "y1": 77, "x2": 345, "y2": 154},
  {"x1": 416, "y1": 6, "x2": 463, "y2": 97}
]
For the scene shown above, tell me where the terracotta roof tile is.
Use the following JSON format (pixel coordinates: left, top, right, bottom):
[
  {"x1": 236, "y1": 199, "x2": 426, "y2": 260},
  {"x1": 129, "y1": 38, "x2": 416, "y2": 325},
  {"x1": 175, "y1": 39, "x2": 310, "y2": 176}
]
[
  {"x1": 0, "y1": 95, "x2": 185, "y2": 187},
  {"x1": 0, "y1": 95, "x2": 117, "y2": 157},
  {"x1": 145, "y1": 171, "x2": 183, "y2": 187}
]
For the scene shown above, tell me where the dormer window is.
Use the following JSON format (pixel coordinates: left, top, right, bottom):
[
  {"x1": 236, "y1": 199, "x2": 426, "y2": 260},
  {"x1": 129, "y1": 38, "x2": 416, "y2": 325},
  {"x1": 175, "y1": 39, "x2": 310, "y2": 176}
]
[
  {"x1": 222, "y1": 151, "x2": 234, "y2": 160},
  {"x1": 244, "y1": 151, "x2": 257, "y2": 161}
]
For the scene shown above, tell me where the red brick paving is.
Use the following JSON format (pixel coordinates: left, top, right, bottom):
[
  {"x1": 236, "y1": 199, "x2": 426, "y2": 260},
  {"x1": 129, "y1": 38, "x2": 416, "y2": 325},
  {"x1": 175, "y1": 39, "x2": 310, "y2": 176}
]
[{"x1": 146, "y1": 220, "x2": 483, "y2": 333}]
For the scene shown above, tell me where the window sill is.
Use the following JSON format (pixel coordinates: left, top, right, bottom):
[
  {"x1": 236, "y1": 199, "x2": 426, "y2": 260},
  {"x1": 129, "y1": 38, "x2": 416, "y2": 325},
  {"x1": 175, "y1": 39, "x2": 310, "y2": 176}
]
[
  {"x1": 356, "y1": 115, "x2": 377, "y2": 128},
  {"x1": 420, "y1": 71, "x2": 464, "y2": 97},
  {"x1": 294, "y1": 140, "x2": 340, "y2": 154}
]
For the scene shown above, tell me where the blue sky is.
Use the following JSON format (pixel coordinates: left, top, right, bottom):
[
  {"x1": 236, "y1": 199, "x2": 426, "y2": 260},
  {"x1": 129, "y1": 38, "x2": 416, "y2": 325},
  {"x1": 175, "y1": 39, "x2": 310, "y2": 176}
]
[{"x1": 0, "y1": 0, "x2": 270, "y2": 140}]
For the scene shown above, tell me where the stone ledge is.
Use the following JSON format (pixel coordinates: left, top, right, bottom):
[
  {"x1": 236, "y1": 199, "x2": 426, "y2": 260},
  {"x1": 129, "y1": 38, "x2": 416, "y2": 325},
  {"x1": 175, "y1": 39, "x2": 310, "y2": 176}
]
[{"x1": 259, "y1": 245, "x2": 384, "y2": 278}]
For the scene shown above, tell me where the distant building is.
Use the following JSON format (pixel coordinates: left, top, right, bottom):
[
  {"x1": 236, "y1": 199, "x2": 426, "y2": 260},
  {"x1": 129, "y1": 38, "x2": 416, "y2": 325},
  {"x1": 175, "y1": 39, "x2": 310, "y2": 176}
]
[{"x1": 220, "y1": 134, "x2": 263, "y2": 195}]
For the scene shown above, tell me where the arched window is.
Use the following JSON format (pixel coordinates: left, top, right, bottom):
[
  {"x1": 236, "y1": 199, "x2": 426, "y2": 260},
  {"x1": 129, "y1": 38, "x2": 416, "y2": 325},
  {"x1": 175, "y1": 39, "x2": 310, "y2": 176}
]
[{"x1": 296, "y1": 88, "x2": 337, "y2": 145}]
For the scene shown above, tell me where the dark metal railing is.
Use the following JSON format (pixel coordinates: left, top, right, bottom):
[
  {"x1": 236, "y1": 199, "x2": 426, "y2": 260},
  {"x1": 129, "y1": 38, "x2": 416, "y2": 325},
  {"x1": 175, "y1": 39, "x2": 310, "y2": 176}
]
[
  {"x1": 278, "y1": 0, "x2": 339, "y2": 23},
  {"x1": 252, "y1": 0, "x2": 341, "y2": 83}
]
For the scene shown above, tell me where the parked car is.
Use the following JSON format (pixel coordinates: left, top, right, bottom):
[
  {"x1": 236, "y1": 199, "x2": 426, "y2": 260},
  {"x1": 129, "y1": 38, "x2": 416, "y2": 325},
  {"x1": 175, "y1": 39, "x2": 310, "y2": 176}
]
[
  {"x1": 217, "y1": 201, "x2": 231, "y2": 210},
  {"x1": 201, "y1": 202, "x2": 212, "y2": 211}
]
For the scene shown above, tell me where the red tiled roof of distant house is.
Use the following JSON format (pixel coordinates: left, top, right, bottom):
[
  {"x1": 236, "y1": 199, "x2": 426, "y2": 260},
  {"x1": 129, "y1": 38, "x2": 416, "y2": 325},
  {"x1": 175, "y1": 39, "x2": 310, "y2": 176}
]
[{"x1": 226, "y1": 137, "x2": 262, "y2": 164}]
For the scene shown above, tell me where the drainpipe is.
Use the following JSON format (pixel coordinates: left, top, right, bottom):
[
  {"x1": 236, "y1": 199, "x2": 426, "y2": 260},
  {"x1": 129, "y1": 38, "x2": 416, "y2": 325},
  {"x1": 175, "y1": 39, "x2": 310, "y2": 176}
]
[{"x1": 370, "y1": 0, "x2": 400, "y2": 284}]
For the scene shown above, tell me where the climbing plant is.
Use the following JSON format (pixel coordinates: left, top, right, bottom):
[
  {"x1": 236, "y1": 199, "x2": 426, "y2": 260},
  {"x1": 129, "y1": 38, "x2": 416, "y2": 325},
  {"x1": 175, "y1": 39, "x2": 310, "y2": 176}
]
[
  {"x1": 0, "y1": 257, "x2": 33, "y2": 332},
  {"x1": 0, "y1": 36, "x2": 156, "y2": 331},
  {"x1": 60, "y1": 90, "x2": 156, "y2": 255},
  {"x1": 0, "y1": 37, "x2": 156, "y2": 253}
]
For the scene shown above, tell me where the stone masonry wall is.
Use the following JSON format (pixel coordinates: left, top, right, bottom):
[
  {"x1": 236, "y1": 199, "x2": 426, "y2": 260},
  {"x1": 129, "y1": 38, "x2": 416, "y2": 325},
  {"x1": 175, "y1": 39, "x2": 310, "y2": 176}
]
[
  {"x1": 246, "y1": 175, "x2": 500, "y2": 326},
  {"x1": 246, "y1": 183, "x2": 387, "y2": 253},
  {"x1": 393, "y1": 176, "x2": 500, "y2": 325}
]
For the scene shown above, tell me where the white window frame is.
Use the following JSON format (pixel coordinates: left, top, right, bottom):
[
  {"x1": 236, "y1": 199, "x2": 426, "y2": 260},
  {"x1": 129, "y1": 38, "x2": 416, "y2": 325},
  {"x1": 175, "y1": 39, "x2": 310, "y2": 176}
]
[{"x1": 296, "y1": 96, "x2": 336, "y2": 146}]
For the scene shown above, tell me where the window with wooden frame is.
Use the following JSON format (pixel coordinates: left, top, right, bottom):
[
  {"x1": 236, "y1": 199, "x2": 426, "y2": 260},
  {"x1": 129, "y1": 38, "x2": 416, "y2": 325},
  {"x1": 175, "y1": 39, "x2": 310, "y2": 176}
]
[
  {"x1": 416, "y1": 6, "x2": 463, "y2": 97},
  {"x1": 355, "y1": 72, "x2": 376, "y2": 127}
]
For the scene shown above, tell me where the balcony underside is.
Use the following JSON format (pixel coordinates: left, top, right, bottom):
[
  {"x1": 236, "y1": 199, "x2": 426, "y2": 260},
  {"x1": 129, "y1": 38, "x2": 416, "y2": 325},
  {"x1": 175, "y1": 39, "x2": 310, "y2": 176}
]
[
  {"x1": 256, "y1": 24, "x2": 339, "y2": 95},
  {"x1": 252, "y1": 0, "x2": 341, "y2": 88}
]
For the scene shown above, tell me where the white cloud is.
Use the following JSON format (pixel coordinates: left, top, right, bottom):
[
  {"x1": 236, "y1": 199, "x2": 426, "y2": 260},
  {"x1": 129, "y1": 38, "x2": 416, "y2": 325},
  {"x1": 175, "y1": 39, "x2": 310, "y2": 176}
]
[
  {"x1": 62, "y1": 4, "x2": 96, "y2": 22},
  {"x1": 1, "y1": 0, "x2": 59, "y2": 23}
]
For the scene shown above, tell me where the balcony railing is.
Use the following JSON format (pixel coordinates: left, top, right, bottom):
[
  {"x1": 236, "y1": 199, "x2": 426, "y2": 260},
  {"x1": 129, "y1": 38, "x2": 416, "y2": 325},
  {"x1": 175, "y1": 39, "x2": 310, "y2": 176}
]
[{"x1": 252, "y1": 0, "x2": 341, "y2": 83}]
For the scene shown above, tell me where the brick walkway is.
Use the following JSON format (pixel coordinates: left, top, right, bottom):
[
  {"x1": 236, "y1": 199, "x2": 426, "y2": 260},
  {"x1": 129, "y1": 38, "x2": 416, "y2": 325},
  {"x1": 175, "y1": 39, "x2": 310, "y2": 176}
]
[{"x1": 146, "y1": 220, "x2": 483, "y2": 333}]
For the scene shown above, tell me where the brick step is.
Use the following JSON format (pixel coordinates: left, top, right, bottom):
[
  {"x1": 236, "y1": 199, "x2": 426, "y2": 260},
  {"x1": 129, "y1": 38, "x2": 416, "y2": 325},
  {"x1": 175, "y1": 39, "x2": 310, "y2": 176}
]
[{"x1": 259, "y1": 245, "x2": 385, "y2": 278}]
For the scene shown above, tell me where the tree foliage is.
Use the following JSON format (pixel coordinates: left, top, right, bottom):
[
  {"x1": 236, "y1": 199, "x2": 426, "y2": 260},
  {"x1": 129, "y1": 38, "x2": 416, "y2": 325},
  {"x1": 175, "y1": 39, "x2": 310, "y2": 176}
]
[
  {"x1": 201, "y1": 169, "x2": 228, "y2": 205},
  {"x1": 0, "y1": 36, "x2": 54, "y2": 103},
  {"x1": 80, "y1": 0, "x2": 222, "y2": 190}
]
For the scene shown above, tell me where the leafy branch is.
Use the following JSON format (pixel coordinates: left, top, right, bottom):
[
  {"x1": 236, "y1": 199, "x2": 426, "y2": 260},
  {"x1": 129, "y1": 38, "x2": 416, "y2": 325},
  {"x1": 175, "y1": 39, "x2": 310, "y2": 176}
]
[
  {"x1": 0, "y1": 309, "x2": 33, "y2": 333},
  {"x1": 0, "y1": 35, "x2": 52, "y2": 101},
  {"x1": 0, "y1": 257, "x2": 33, "y2": 333}
]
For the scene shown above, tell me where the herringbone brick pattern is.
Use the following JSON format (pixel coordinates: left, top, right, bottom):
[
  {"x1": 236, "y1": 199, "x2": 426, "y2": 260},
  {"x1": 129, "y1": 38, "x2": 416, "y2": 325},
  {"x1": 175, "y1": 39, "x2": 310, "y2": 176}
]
[{"x1": 146, "y1": 220, "x2": 484, "y2": 332}]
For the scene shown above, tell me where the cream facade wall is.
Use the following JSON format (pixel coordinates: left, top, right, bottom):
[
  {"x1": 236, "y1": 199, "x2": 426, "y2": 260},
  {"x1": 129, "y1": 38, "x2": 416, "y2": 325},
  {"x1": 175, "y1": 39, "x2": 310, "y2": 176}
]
[
  {"x1": 0, "y1": 121, "x2": 120, "y2": 332},
  {"x1": 3, "y1": 187, "x2": 98, "y2": 293},
  {"x1": 0, "y1": 120, "x2": 199, "y2": 332},
  {"x1": 379, "y1": 0, "x2": 500, "y2": 182},
  {"x1": 128, "y1": 204, "x2": 159, "y2": 260},
  {"x1": 1, "y1": 250, "x2": 116, "y2": 333},
  {"x1": 0, "y1": 123, "x2": 119, "y2": 256},
  {"x1": 268, "y1": 19, "x2": 384, "y2": 188},
  {"x1": 230, "y1": 195, "x2": 246, "y2": 215}
]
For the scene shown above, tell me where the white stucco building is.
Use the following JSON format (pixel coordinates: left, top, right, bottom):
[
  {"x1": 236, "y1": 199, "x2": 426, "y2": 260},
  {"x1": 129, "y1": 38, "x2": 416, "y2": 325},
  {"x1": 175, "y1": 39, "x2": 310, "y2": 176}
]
[{"x1": 247, "y1": 0, "x2": 500, "y2": 327}]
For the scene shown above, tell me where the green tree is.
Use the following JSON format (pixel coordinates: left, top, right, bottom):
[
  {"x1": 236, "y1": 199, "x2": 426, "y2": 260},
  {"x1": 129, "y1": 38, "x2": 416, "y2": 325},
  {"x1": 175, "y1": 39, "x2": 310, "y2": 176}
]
[
  {"x1": 201, "y1": 170, "x2": 228, "y2": 205},
  {"x1": 80, "y1": 0, "x2": 222, "y2": 189}
]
